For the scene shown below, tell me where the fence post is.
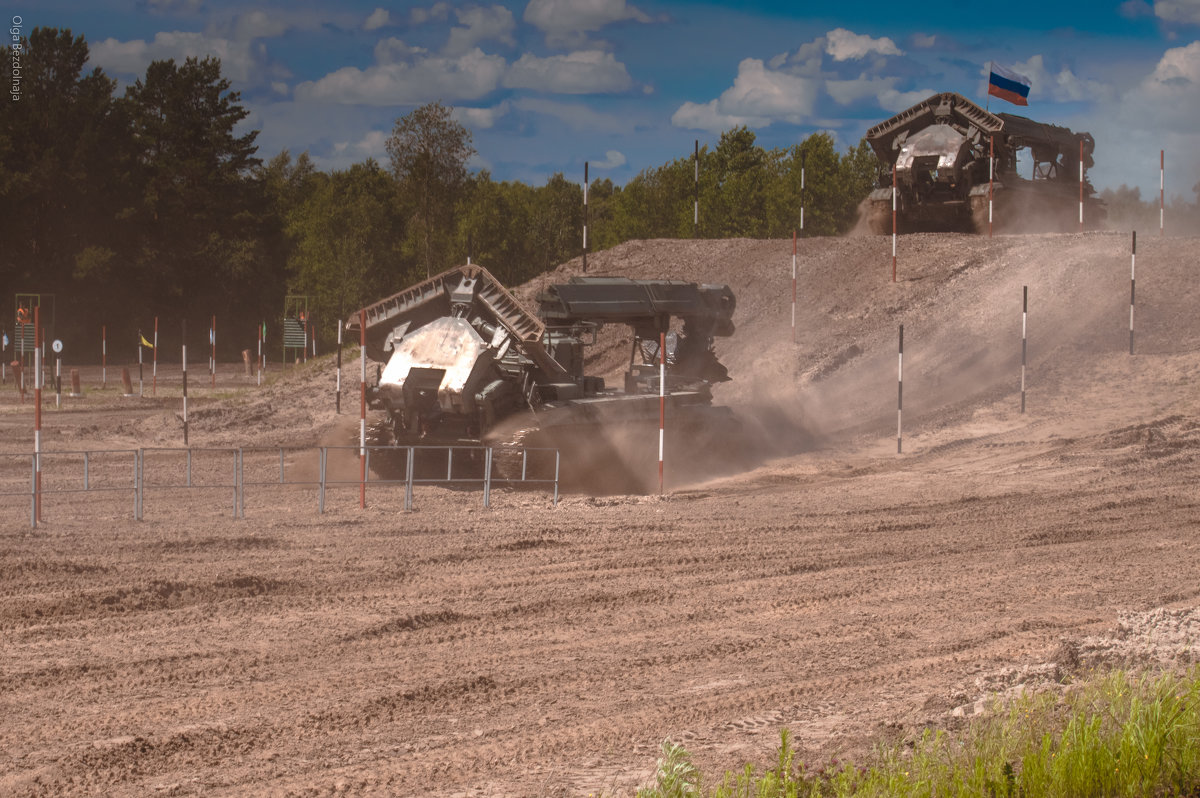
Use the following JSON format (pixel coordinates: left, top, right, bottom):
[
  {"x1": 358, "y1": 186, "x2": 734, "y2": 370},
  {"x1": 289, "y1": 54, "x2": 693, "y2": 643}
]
[
  {"x1": 318, "y1": 447, "x2": 326, "y2": 514},
  {"x1": 405, "y1": 446, "x2": 414, "y2": 511},
  {"x1": 30, "y1": 454, "x2": 36, "y2": 528},
  {"x1": 484, "y1": 448, "x2": 492, "y2": 508}
]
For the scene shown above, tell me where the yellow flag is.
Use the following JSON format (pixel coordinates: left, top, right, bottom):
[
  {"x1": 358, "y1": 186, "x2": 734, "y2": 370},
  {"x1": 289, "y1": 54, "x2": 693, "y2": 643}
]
[{"x1": 140, "y1": 334, "x2": 154, "y2": 348}]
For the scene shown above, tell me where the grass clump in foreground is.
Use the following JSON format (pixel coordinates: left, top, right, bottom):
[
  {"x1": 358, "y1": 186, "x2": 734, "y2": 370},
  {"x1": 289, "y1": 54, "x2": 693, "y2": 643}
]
[{"x1": 637, "y1": 667, "x2": 1200, "y2": 797}]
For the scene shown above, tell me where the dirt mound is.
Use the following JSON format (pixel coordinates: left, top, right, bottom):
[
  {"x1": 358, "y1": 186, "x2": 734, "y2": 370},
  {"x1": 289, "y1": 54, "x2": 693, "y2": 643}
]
[{"x1": 4, "y1": 231, "x2": 1200, "y2": 797}]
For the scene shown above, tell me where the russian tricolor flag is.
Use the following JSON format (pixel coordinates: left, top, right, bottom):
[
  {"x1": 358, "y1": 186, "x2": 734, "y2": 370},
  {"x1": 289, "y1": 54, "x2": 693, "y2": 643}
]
[{"x1": 988, "y1": 63, "x2": 1032, "y2": 106}]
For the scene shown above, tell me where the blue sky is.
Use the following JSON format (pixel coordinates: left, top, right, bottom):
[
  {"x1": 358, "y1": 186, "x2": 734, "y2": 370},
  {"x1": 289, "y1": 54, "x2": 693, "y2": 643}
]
[{"x1": 25, "y1": 0, "x2": 1200, "y2": 197}]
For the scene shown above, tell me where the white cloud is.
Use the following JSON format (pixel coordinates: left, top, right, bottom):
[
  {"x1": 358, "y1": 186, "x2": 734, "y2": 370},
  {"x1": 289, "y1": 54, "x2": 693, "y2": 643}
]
[
  {"x1": 524, "y1": 0, "x2": 652, "y2": 47},
  {"x1": 363, "y1": 8, "x2": 391, "y2": 31},
  {"x1": 233, "y1": 10, "x2": 292, "y2": 40},
  {"x1": 878, "y1": 87, "x2": 936, "y2": 111},
  {"x1": 90, "y1": 31, "x2": 259, "y2": 81},
  {"x1": 825, "y1": 28, "x2": 902, "y2": 61},
  {"x1": 591, "y1": 149, "x2": 626, "y2": 169},
  {"x1": 453, "y1": 101, "x2": 511, "y2": 129},
  {"x1": 1154, "y1": 0, "x2": 1200, "y2": 24},
  {"x1": 445, "y1": 5, "x2": 516, "y2": 56},
  {"x1": 1005, "y1": 55, "x2": 1115, "y2": 103},
  {"x1": 271, "y1": 80, "x2": 289, "y2": 95},
  {"x1": 411, "y1": 3, "x2": 452, "y2": 25},
  {"x1": 512, "y1": 97, "x2": 631, "y2": 133},
  {"x1": 672, "y1": 57, "x2": 819, "y2": 132},
  {"x1": 826, "y1": 76, "x2": 895, "y2": 105},
  {"x1": 333, "y1": 130, "x2": 388, "y2": 160},
  {"x1": 504, "y1": 50, "x2": 632, "y2": 93},
  {"x1": 294, "y1": 48, "x2": 506, "y2": 105},
  {"x1": 375, "y1": 38, "x2": 426, "y2": 64}
]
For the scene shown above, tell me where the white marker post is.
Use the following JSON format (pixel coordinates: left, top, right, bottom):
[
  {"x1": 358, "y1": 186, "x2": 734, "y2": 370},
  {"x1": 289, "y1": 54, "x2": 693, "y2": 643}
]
[
  {"x1": 34, "y1": 307, "x2": 42, "y2": 523},
  {"x1": 182, "y1": 319, "x2": 189, "y2": 445},
  {"x1": 101, "y1": 325, "x2": 106, "y2": 389},
  {"x1": 897, "y1": 324, "x2": 904, "y2": 455},
  {"x1": 988, "y1": 135, "x2": 994, "y2": 238},
  {"x1": 336, "y1": 319, "x2": 343, "y2": 413},
  {"x1": 1130, "y1": 230, "x2": 1136, "y2": 356},
  {"x1": 659, "y1": 329, "x2": 666, "y2": 494},
  {"x1": 152, "y1": 316, "x2": 158, "y2": 396},
  {"x1": 800, "y1": 153, "x2": 806, "y2": 233},
  {"x1": 1021, "y1": 286, "x2": 1028, "y2": 413},
  {"x1": 210, "y1": 314, "x2": 216, "y2": 387},
  {"x1": 1078, "y1": 140, "x2": 1084, "y2": 233},
  {"x1": 892, "y1": 164, "x2": 898, "y2": 282},
  {"x1": 1160, "y1": 150, "x2": 1165, "y2": 236},
  {"x1": 582, "y1": 161, "x2": 589, "y2": 272},
  {"x1": 693, "y1": 140, "x2": 699, "y2": 238},
  {"x1": 138, "y1": 330, "x2": 144, "y2": 397},
  {"x1": 359, "y1": 309, "x2": 367, "y2": 509},
  {"x1": 791, "y1": 230, "x2": 797, "y2": 344}
]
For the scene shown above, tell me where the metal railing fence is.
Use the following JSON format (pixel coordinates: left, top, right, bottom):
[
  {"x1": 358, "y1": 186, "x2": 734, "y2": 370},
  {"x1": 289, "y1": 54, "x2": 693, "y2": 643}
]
[{"x1": 1, "y1": 444, "x2": 559, "y2": 528}]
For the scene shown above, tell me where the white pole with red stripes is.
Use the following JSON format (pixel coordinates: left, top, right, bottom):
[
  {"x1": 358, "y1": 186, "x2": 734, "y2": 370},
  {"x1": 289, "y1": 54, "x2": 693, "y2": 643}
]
[
  {"x1": 659, "y1": 330, "x2": 666, "y2": 494},
  {"x1": 791, "y1": 230, "x2": 797, "y2": 344},
  {"x1": 1160, "y1": 150, "x2": 1165, "y2": 236}
]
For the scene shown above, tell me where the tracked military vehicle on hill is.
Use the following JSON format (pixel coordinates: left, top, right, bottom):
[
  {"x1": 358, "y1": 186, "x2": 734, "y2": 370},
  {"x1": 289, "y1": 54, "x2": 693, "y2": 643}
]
[{"x1": 863, "y1": 92, "x2": 1104, "y2": 233}]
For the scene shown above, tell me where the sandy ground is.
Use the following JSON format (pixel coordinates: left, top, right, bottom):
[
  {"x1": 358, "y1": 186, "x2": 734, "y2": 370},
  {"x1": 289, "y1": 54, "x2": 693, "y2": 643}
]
[{"x1": 2, "y1": 231, "x2": 1200, "y2": 796}]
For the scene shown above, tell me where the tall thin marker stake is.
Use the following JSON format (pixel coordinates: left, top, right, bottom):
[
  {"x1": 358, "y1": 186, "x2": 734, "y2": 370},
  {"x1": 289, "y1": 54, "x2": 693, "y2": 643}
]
[
  {"x1": 257, "y1": 323, "x2": 262, "y2": 386},
  {"x1": 800, "y1": 152, "x2": 806, "y2": 233},
  {"x1": 659, "y1": 329, "x2": 666, "y2": 494},
  {"x1": 693, "y1": 140, "x2": 699, "y2": 238},
  {"x1": 182, "y1": 319, "x2": 189, "y2": 445},
  {"x1": 1130, "y1": 230, "x2": 1136, "y2": 356},
  {"x1": 988, "y1": 134, "x2": 994, "y2": 238},
  {"x1": 359, "y1": 309, "x2": 367, "y2": 509},
  {"x1": 152, "y1": 316, "x2": 158, "y2": 396},
  {"x1": 210, "y1": 314, "x2": 216, "y2": 387},
  {"x1": 897, "y1": 324, "x2": 904, "y2": 454},
  {"x1": 1160, "y1": 150, "x2": 1165, "y2": 235},
  {"x1": 791, "y1": 230, "x2": 797, "y2": 344},
  {"x1": 336, "y1": 319, "x2": 343, "y2": 413},
  {"x1": 34, "y1": 306, "x2": 42, "y2": 521},
  {"x1": 892, "y1": 164, "x2": 897, "y2": 282},
  {"x1": 582, "y1": 161, "x2": 589, "y2": 272},
  {"x1": 138, "y1": 330, "x2": 144, "y2": 396},
  {"x1": 1078, "y1": 140, "x2": 1084, "y2": 232},
  {"x1": 1021, "y1": 286, "x2": 1028, "y2": 413},
  {"x1": 101, "y1": 325, "x2": 106, "y2": 388}
]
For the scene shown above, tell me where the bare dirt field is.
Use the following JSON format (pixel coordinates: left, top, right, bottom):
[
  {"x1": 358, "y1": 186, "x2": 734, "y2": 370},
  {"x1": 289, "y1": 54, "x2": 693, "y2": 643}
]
[{"x1": 2, "y1": 231, "x2": 1199, "y2": 796}]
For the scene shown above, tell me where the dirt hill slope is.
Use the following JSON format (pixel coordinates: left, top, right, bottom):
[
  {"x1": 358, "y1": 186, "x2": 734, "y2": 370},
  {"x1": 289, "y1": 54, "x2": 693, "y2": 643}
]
[{"x1": 519, "y1": 231, "x2": 1199, "y2": 474}]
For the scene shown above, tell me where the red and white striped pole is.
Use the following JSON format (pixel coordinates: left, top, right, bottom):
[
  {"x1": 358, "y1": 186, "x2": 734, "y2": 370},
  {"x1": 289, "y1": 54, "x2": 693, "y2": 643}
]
[
  {"x1": 1078, "y1": 140, "x2": 1084, "y2": 233},
  {"x1": 1021, "y1": 286, "x2": 1028, "y2": 413},
  {"x1": 892, "y1": 164, "x2": 898, "y2": 282},
  {"x1": 582, "y1": 160, "x2": 589, "y2": 272},
  {"x1": 791, "y1": 230, "x2": 797, "y2": 344},
  {"x1": 152, "y1": 316, "x2": 158, "y2": 396},
  {"x1": 658, "y1": 329, "x2": 666, "y2": 494},
  {"x1": 1130, "y1": 231, "x2": 1136, "y2": 356},
  {"x1": 360, "y1": 309, "x2": 367, "y2": 509},
  {"x1": 101, "y1": 324, "x2": 107, "y2": 388},
  {"x1": 897, "y1": 324, "x2": 903, "y2": 455},
  {"x1": 182, "y1": 319, "x2": 189, "y2": 445},
  {"x1": 988, "y1": 134, "x2": 994, "y2": 238},
  {"x1": 1160, "y1": 149, "x2": 1165, "y2": 236},
  {"x1": 34, "y1": 306, "x2": 42, "y2": 521},
  {"x1": 800, "y1": 153, "x2": 806, "y2": 233}
]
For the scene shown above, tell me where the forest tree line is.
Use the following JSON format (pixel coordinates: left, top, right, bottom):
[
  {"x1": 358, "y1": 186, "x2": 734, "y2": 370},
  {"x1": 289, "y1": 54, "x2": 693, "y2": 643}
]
[{"x1": 4, "y1": 27, "x2": 1196, "y2": 361}]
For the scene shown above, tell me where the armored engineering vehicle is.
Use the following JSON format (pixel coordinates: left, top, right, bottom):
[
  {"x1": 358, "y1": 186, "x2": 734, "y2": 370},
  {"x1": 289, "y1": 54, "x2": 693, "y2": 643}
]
[
  {"x1": 344, "y1": 265, "x2": 736, "y2": 485},
  {"x1": 863, "y1": 92, "x2": 1103, "y2": 233}
]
